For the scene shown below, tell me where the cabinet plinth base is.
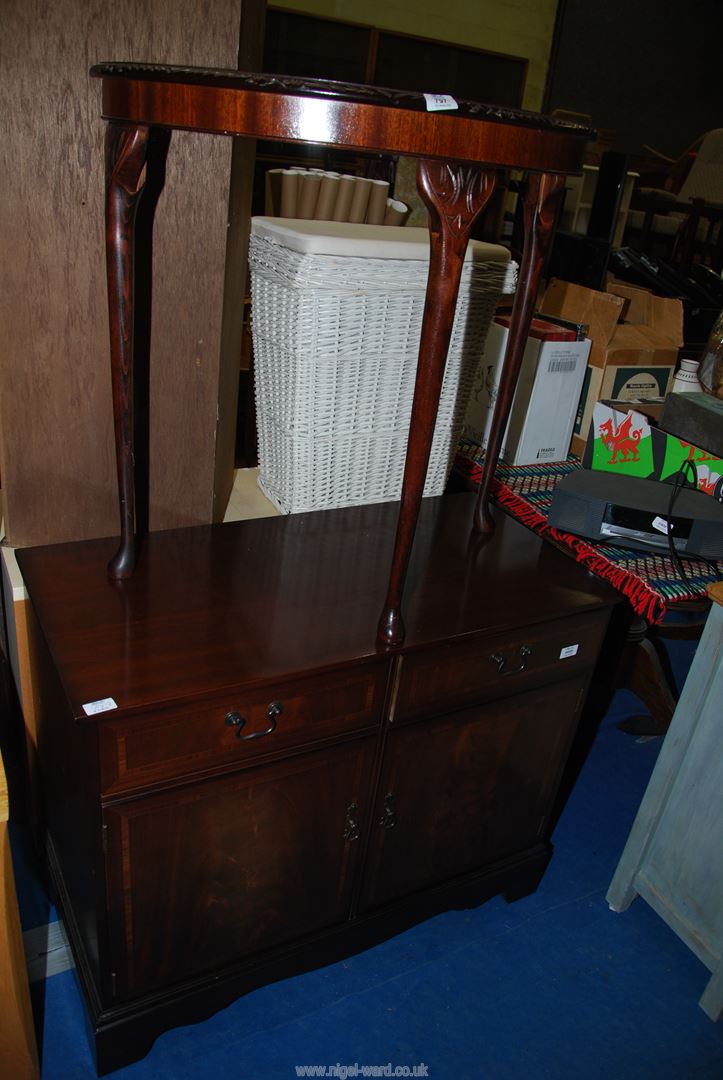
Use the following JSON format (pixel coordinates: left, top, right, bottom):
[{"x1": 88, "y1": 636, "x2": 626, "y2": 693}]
[{"x1": 52, "y1": 839, "x2": 551, "y2": 1076}]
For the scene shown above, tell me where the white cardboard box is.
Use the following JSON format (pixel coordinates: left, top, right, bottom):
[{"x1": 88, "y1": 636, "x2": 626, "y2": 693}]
[{"x1": 463, "y1": 318, "x2": 592, "y2": 465}]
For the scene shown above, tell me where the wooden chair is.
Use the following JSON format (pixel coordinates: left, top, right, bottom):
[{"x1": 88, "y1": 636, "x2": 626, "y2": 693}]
[{"x1": 626, "y1": 129, "x2": 723, "y2": 271}]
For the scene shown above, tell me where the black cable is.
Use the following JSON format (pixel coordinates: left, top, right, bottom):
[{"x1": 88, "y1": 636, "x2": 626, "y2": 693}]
[
  {"x1": 660, "y1": 455, "x2": 723, "y2": 584},
  {"x1": 665, "y1": 459, "x2": 698, "y2": 583}
]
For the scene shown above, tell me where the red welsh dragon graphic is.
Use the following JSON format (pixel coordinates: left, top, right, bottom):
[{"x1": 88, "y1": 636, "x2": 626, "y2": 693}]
[{"x1": 598, "y1": 414, "x2": 643, "y2": 463}]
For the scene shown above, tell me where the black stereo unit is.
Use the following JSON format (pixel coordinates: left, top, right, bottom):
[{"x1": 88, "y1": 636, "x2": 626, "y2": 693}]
[{"x1": 548, "y1": 470, "x2": 723, "y2": 560}]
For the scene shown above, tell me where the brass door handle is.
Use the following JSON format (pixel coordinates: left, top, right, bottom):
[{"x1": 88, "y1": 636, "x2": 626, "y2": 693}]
[
  {"x1": 343, "y1": 802, "x2": 360, "y2": 841},
  {"x1": 379, "y1": 792, "x2": 396, "y2": 829}
]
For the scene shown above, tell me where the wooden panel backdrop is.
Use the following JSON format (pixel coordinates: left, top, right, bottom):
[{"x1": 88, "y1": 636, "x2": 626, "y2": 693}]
[{"x1": 0, "y1": 0, "x2": 262, "y2": 547}]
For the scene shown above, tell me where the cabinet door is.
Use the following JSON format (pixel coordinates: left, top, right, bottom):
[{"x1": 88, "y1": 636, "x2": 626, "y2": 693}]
[
  {"x1": 359, "y1": 678, "x2": 585, "y2": 911},
  {"x1": 104, "y1": 738, "x2": 374, "y2": 999}
]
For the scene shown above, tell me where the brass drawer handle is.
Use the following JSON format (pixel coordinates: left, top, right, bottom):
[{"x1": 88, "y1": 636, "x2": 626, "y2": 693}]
[
  {"x1": 224, "y1": 701, "x2": 282, "y2": 740},
  {"x1": 224, "y1": 709, "x2": 245, "y2": 733},
  {"x1": 489, "y1": 644, "x2": 531, "y2": 677}
]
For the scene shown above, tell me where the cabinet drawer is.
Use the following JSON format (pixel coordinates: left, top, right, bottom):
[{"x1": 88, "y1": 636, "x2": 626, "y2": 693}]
[
  {"x1": 395, "y1": 611, "x2": 608, "y2": 723},
  {"x1": 99, "y1": 662, "x2": 387, "y2": 796}
]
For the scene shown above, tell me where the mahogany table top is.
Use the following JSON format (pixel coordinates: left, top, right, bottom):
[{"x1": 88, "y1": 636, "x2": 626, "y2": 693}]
[{"x1": 91, "y1": 61, "x2": 594, "y2": 172}]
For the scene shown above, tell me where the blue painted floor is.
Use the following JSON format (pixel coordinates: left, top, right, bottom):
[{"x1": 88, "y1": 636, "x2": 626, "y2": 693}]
[{"x1": 14, "y1": 637, "x2": 723, "y2": 1079}]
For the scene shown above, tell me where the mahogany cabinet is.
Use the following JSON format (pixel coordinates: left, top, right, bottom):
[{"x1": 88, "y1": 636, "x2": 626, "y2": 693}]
[{"x1": 18, "y1": 499, "x2": 615, "y2": 1073}]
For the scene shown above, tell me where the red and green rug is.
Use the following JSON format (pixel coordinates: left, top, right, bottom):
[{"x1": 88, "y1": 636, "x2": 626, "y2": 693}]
[{"x1": 455, "y1": 446, "x2": 722, "y2": 625}]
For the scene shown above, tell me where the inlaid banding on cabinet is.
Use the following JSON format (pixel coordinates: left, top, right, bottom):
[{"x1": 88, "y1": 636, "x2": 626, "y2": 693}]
[{"x1": 99, "y1": 664, "x2": 386, "y2": 796}]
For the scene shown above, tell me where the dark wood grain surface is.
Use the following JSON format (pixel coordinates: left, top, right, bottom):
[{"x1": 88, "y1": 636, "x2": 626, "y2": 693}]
[
  {"x1": 97, "y1": 663, "x2": 387, "y2": 799},
  {"x1": 18, "y1": 494, "x2": 615, "y2": 720},
  {"x1": 91, "y1": 63, "x2": 592, "y2": 172},
  {"x1": 359, "y1": 677, "x2": 585, "y2": 910},
  {"x1": 104, "y1": 737, "x2": 376, "y2": 998},
  {"x1": 91, "y1": 63, "x2": 593, "y2": 132},
  {"x1": 393, "y1": 610, "x2": 608, "y2": 723}
]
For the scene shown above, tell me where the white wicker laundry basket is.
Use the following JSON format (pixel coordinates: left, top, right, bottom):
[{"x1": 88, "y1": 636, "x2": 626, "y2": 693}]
[{"x1": 249, "y1": 217, "x2": 516, "y2": 514}]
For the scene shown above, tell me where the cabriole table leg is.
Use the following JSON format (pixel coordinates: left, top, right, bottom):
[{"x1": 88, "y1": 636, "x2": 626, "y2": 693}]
[
  {"x1": 473, "y1": 172, "x2": 566, "y2": 535},
  {"x1": 377, "y1": 160, "x2": 496, "y2": 647},
  {"x1": 105, "y1": 122, "x2": 150, "y2": 580}
]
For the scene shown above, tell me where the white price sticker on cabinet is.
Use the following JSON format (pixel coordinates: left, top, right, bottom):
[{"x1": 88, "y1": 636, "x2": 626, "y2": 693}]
[
  {"x1": 423, "y1": 93, "x2": 458, "y2": 112},
  {"x1": 82, "y1": 697, "x2": 118, "y2": 716},
  {"x1": 559, "y1": 645, "x2": 579, "y2": 659},
  {"x1": 652, "y1": 515, "x2": 672, "y2": 535}
]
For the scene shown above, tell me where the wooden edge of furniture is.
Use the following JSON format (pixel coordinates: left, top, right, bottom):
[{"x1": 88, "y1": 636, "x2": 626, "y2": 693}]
[
  {"x1": 706, "y1": 580, "x2": 723, "y2": 606},
  {"x1": 92, "y1": 64, "x2": 593, "y2": 170},
  {"x1": 91, "y1": 61, "x2": 593, "y2": 645},
  {"x1": 0, "y1": 751, "x2": 39, "y2": 1079}
]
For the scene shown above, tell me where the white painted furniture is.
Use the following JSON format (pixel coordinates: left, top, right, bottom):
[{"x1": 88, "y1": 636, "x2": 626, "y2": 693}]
[{"x1": 607, "y1": 581, "x2": 723, "y2": 1021}]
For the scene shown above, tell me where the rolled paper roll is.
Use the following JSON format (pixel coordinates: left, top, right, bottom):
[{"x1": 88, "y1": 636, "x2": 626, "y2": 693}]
[
  {"x1": 314, "y1": 172, "x2": 341, "y2": 221},
  {"x1": 366, "y1": 179, "x2": 390, "y2": 225},
  {"x1": 264, "y1": 168, "x2": 284, "y2": 216},
  {"x1": 279, "y1": 169, "x2": 300, "y2": 218},
  {"x1": 331, "y1": 174, "x2": 357, "y2": 222},
  {"x1": 297, "y1": 171, "x2": 322, "y2": 219},
  {"x1": 348, "y1": 176, "x2": 373, "y2": 224},
  {"x1": 384, "y1": 198, "x2": 410, "y2": 226}
]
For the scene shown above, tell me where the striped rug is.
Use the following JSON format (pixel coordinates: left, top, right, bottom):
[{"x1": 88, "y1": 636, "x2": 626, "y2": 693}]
[{"x1": 455, "y1": 448, "x2": 722, "y2": 624}]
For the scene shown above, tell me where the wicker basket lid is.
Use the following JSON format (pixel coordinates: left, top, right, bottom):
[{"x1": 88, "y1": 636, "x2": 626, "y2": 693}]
[{"x1": 251, "y1": 217, "x2": 510, "y2": 265}]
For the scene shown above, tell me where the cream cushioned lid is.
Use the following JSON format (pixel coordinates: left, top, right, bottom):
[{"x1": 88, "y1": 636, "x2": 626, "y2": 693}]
[{"x1": 251, "y1": 217, "x2": 510, "y2": 264}]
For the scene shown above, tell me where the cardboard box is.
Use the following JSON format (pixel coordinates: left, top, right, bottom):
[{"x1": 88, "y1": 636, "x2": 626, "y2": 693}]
[
  {"x1": 462, "y1": 316, "x2": 591, "y2": 465},
  {"x1": 540, "y1": 279, "x2": 683, "y2": 456},
  {"x1": 582, "y1": 402, "x2": 723, "y2": 497},
  {"x1": 602, "y1": 398, "x2": 665, "y2": 424}
]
